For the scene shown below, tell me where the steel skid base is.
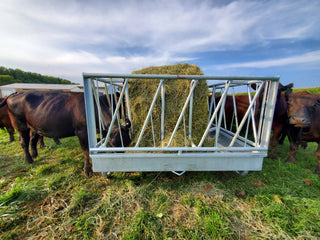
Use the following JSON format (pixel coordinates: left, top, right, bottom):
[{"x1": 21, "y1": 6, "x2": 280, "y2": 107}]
[{"x1": 91, "y1": 152, "x2": 265, "y2": 173}]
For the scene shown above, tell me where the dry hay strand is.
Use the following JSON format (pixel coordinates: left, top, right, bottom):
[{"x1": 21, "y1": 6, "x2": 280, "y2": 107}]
[{"x1": 129, "y1": 63, "x2": 208, "y2": 147}]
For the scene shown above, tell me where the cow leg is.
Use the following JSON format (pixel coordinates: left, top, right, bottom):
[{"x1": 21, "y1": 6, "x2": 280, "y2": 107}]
[
  {"x1": 7, "y1": 127, "x2": 15, "y2": 142},
  {"x1": 76, "y1": 129, "x2": 92, "y2": 177},
  {"x1": 19, "y1": 129, "x2": 33, "y2": 164},
  {"x1": 286, "y1": 126, "x2": 301, "y2": 164},
  {"x1": 30, "y1": 132, "x2": 40, "y2": 158},
  {"x1": 54, "y1": 137, "x2": 61, "y2": 145},
  {"x1": 300, "y1": 141, "x2": 308, "y2": 149},
  {"x1": 268, "y1": 126, "x2": 283, "y2": 160},
  {"x1": 315, "y1": 143, "x2": 320, "y2": 176},
  {"x1": 38, "y1": 136, "x2": 46, "y2": 148},
  {"x1": 286, "y1": 141, "x2": 298, "y2": 164},
  {"x1": 269, "y1": 137, "x2": 278, "y2": 160}
]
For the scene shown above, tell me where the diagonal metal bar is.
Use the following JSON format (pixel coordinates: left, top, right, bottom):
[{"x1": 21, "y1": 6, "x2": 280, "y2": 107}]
[
  {"x1": 198, "y1": 81, "x2": 230, "y2": 147},
  {"x1": 103, "y1": 79, "x2": 129, "y2": 147},
  {"x1": 167, "y1": 80, "x2": 198, "y2": 147},
  {"x1": 135, "y1": 79, "x2": 164, "y2": 147},
  {"x1": 228, "y1": 82, "x2": 264, "y2": 147}
]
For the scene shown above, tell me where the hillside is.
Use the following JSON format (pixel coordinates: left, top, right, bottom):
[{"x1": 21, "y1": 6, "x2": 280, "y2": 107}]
[{"x1": 0, "y1": 66, "x2": 73, "y2": 86}]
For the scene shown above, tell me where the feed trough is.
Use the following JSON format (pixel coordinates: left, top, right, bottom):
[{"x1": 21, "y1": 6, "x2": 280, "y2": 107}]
[{"x1": 83, "y1": 73, "x2": 279, "y2": 174}]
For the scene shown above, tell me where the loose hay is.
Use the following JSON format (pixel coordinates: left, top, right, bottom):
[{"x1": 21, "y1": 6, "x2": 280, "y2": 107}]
[{"x1": 129, "y1": 63, "x2": 208, "y2": 147}]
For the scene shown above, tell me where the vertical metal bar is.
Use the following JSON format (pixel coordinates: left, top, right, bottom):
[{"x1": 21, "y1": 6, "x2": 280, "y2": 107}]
[
  {"x1": 125, "y1": 82, "x2": 133, "y2": 132},
  {"x1": 189, "y1": 80, "x2": 194, "y2": 140},
  {"x1": 215, "y1": 81, "x2": 229, "y2": 147},
  {"x1": 113, "y1": 85, "x2": 124, "y2": 147},
  {"x1": 208, "y1": 86, "x2": 216, "y2": 124},
  {"x1": 161, "y1": 79, "x2": 165, "y2": 145},
  {"x1": 118, "y1": 85, "x2": 125, "y2": 118},
  {"x1": 150, "y1": 114, "x2": 156, "y2": 147},
  {"x1": 260, "y1": 81, "x2": 278, "y2": 147},
  {"x1": 83, "y1": 77, "x2": 97, "y2": 148},
  {"x1": 246, "y1": 85, "x2": 257, "y2": 144},
  {"x1": 167, "y1": 80, "x2": 198, "y2": 147},
  {"x1": 231, "y1": 87, "x2": 239, "y2": 130},
  {"x1": 257, "y1": 82, "x2": 267, "y2": 143},
  {"x1": 110, "y1": 79, "x2": 114, "y2": 114},
  {"x1": 94, "y1": 79, "x2": 105, "y2": 135},
  {"x1": 244, "y1": 110, "x2": 250, "y2": 147},
  {"x1": 183, "y1": 114, "x2": 187, "y2": 147},
  {"x1": 135, "y1": 80, "x2": 163, "y2": 147},
  {"x1": 198, "y1": 81, "x2": 230, "y2": 147}
]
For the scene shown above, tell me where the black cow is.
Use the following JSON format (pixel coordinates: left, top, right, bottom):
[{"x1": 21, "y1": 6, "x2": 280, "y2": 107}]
[
  {"x1": 0, "y1": 91, "x2": 131, "y2": 177},
  {"x1": 286, "y1": 91, "x2": 320, "y2": 175}
]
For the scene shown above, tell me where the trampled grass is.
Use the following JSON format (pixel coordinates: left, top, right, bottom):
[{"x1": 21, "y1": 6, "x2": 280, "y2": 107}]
[{"x1": 0, "y1": 129, "x2": 320, "y2": 239}]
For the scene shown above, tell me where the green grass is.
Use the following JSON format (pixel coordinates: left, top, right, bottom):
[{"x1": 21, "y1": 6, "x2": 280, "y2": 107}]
[
  {"x1": 293, "y1": 87, "x2": 320, "y2": 94},
  {"x1": 0, "y1": 129, "x2": 320, "y2": 239}
]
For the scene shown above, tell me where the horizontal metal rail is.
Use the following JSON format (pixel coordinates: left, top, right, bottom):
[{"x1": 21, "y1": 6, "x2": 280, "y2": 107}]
[
  {"x1": 83, "y1": 73, "x2": 280, "y2": 81},
  {"x1": 90, "y1": 147, "x2": 268, "y2": 152}
]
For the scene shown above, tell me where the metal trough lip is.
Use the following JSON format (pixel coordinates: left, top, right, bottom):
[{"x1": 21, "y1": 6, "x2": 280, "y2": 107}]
[
  {"x1": 83, "y1": 72, "x2": 280, "y2": 81},
  {"x1": 89, "y1": 147, "x2": 268, "y2": 152}
]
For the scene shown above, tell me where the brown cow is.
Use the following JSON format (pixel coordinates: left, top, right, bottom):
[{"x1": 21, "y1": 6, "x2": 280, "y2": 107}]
[
  {"x1": 263, "y1": 83, "x2": 293, "y2": 159},
  {"x1": 0, "y1": 97, "x2": 15, "y2": 142},
  {"x1": 0, "y1": 97, "x2": 55, "y2": 146},
  {"x1": 210, "y1": 83, "x2": 293, "y2": 159},
  {"x1": 286, "y1": 91, "x2": 320, "y2": 175},
  {"x1": 0, "y1": 91, "x2": 131, "y2": 177}
]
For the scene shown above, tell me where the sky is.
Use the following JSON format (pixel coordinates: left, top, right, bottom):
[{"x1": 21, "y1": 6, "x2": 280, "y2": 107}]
[{"x1": 0, "y1": 0, "x2": 319, "y2": 88}]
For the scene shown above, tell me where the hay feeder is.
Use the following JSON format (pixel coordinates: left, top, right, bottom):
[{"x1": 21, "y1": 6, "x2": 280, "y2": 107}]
[{"x1": 83, "y1": 73, "x2": 279, "y2": 175}]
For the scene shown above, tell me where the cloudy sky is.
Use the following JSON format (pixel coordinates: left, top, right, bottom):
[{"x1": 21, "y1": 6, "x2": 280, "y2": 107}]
[{"x1": 0, "y1": 0, "x2": 319, "y2": 87}]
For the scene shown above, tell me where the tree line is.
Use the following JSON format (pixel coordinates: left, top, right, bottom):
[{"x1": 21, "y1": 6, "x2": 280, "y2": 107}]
[{"x1": 0, "y1": 66, "x2": 74, "y2": 86}]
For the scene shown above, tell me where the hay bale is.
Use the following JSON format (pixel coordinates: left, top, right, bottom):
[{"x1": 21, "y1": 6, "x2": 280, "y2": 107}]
[{"x1": 129, "y1": 63, "x2": 208, "y2": 147}]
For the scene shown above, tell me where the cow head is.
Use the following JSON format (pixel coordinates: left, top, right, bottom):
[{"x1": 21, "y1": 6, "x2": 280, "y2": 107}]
[
  {"x1": 287, "y1": 93, "x2": 320, "y2": 127},
  {"x1": 251, "y1": 82, "x2": 293, "y2": 100},
  {"x1": 106, "y1": 119, "x2": 131, "y2": 147}
]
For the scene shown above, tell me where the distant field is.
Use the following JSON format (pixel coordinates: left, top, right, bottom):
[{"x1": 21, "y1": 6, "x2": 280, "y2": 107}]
[
  {"x1": 293, "y1": 87, "x2": 320, "y2": 94},
  {"x1": 0, "y1": 129, "x2": 320, "y2": 239}
]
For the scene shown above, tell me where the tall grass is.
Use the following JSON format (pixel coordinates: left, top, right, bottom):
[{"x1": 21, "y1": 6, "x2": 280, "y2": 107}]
[{"x1": 0, "y1": 129, "x2": 319, "y2": 239}]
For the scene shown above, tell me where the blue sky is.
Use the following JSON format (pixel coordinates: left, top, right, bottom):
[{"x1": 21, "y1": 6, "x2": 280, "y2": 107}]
[{"x1": 0, "y1": 0, "x2": 319, "y2": 88}]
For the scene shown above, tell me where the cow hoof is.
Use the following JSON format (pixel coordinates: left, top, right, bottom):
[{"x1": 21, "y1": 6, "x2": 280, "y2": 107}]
[
  {"x1": 25, "y1": 159, "x2": 34, "y2": 164},
  {"x1": 285, "y1": 157, "x2": 296, "y2": 164},
  {"x1": 268, "y1": 151, "x2": 277, "y2": 160},
  {"x1": 84, "y1": 168, "x2": 93, "y2": 178},
  {"x1": 31, "y1": 152, "x2": 38, "y2": 159}
]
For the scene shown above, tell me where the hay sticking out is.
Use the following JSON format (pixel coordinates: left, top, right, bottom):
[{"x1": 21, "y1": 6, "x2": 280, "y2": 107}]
[{"x1": 129, "y1": 63, "x2": 208, "y2": 147}]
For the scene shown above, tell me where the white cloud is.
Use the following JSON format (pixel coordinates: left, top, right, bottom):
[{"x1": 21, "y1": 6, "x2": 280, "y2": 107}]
[
  {"x1": 0, "y1": 0, "x2": 319, "y2": 84},
  {"x1": 214, "y1": 51, "x2": 320, "y2": 70}
]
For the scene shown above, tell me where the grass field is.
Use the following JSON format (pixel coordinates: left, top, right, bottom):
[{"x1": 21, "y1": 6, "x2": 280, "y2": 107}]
[{"x1": 0, "y1": 129, "x2": 319, "y2": 240}]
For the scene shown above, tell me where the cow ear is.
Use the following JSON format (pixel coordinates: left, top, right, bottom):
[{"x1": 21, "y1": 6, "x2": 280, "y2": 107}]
[
  {"x1": 284, "y1": 85, "x2": 293, "y2": 100},
  {"x1": 287, "y1": 83, "x2": 294, "y2": 89},
  {"x1": 250, "y1": 84, "x2": 257, "y2": 90},
  {"x1": 279, "y1": 83, "x2": 293, "y2": 92}
]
